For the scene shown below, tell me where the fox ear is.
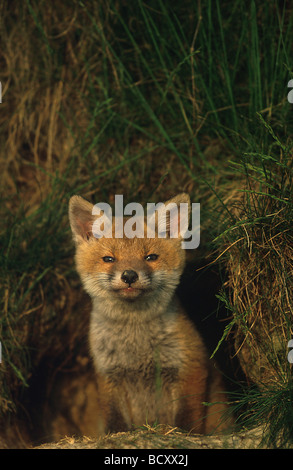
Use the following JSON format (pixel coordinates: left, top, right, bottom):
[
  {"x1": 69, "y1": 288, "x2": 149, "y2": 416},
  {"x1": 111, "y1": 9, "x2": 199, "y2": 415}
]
[
  {"x1": 151, "y1": 193, "x2": 190, "y2": 239},
  {"x1": 69, "y1": 195, "x2": 95, "y2": 244},
  {"x1": 164, "y1": 193, "x2": 190, "y2": 239},
  {"x1": 164, "y1": 193, "x2": 191, "y2": 218}
]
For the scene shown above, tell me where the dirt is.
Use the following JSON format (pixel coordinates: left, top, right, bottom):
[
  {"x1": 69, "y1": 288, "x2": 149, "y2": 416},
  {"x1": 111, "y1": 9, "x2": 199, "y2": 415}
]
[{"x1": 33, "y1": 426, "x2": 267, "y2": 449}]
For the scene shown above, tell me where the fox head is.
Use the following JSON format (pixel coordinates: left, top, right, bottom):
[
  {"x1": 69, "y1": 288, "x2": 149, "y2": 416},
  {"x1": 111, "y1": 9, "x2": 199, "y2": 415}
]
[{"x1": 69, "y1": 194, "x2": 190, "y2": 319}]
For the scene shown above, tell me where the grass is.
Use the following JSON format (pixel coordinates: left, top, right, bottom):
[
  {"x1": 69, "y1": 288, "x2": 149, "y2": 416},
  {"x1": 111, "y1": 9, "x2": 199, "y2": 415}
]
[
  {"x1": 0, "y1": 0, "x2": 293, "y2": 447},
  {"x1": 211, "y1": 121, "x2": 293, "y2": 447},
  {"x1": 232, "y1": 379, "x2": 293, "y2": 448}
]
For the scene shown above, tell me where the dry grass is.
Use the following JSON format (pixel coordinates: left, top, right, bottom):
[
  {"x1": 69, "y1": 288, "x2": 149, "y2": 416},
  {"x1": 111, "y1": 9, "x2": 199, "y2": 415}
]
[{"x1": 208, "y1": 140, "x2": 293, "y2": 389}]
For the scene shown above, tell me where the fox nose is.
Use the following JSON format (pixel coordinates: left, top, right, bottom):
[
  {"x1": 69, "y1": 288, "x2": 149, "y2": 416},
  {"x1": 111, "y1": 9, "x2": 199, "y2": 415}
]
[{"x1": 121, "y1": 270, "x2": 138, "y2": 285}]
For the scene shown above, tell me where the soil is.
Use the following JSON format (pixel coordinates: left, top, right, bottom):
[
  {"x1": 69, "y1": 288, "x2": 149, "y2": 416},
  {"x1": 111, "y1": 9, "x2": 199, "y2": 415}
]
[{"x1": 32, "y1": 426, "x2": 267, "y2": 449}]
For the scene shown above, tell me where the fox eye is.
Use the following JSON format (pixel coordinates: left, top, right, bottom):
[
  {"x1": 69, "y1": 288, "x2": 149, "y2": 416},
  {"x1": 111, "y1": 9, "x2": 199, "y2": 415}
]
[
  {"x1": 102, "y1": 256, "x2": 115, "y2": 263},
  {"x1": 145, "y1": 254, "x2": 159, "y2": 261}
]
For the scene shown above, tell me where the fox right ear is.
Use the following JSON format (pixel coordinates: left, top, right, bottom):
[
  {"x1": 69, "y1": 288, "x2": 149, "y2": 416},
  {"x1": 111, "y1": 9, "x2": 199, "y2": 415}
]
[{"x1": 69, "y1": 195, "x2": 95, "y2": 244}]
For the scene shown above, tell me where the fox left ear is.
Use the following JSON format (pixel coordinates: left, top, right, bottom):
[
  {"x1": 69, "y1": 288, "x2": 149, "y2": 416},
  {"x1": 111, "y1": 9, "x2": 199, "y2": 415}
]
[
  {"x1": 69, "y1": 195, "x2": 95, "y2": 244},
  {"x1": 165, "y1": 193, "x2": 191, "y2": 216},
  {"x1": 158, "y1": 193, "x2": 190, "y2": 239}
]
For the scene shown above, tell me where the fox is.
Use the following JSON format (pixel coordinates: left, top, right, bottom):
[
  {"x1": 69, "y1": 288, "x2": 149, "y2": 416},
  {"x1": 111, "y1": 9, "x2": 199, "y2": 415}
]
[{"x1": 68, "y1": 193, "x2": 231, "y2": 435}]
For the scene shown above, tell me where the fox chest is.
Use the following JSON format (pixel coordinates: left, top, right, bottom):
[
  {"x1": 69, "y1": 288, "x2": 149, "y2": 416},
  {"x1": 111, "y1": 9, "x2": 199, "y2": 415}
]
[
  {"x1": 89, "y1": 317, "x2": 183, "y2": 386},
  {"x1": 89, "y1": 315, "x2": 185, "y2": 427}
]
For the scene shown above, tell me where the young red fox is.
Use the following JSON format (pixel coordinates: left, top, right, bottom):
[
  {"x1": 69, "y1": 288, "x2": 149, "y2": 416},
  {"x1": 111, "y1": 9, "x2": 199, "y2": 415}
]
[{"x1": 69, "y1": 193, "x2": 231, "y2": 434}]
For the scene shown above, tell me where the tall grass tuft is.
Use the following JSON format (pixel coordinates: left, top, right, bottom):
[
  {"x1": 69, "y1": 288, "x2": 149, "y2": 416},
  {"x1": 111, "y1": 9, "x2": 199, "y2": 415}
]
[{"x1": 212, "y1": 118, "x2": 293, "y2": 446}]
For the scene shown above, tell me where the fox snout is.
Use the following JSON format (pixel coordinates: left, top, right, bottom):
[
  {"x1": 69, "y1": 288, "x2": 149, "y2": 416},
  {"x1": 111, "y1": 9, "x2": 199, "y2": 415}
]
[{"x1": 121, "y1": 269, "x2": 139, "y2": 286}]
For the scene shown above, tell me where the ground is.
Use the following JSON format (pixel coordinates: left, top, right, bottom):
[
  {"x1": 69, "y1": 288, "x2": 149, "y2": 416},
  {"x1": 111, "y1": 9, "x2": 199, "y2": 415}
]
[{"x1": 33, "y1": 425, "x2": 267, "y2": 449}]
